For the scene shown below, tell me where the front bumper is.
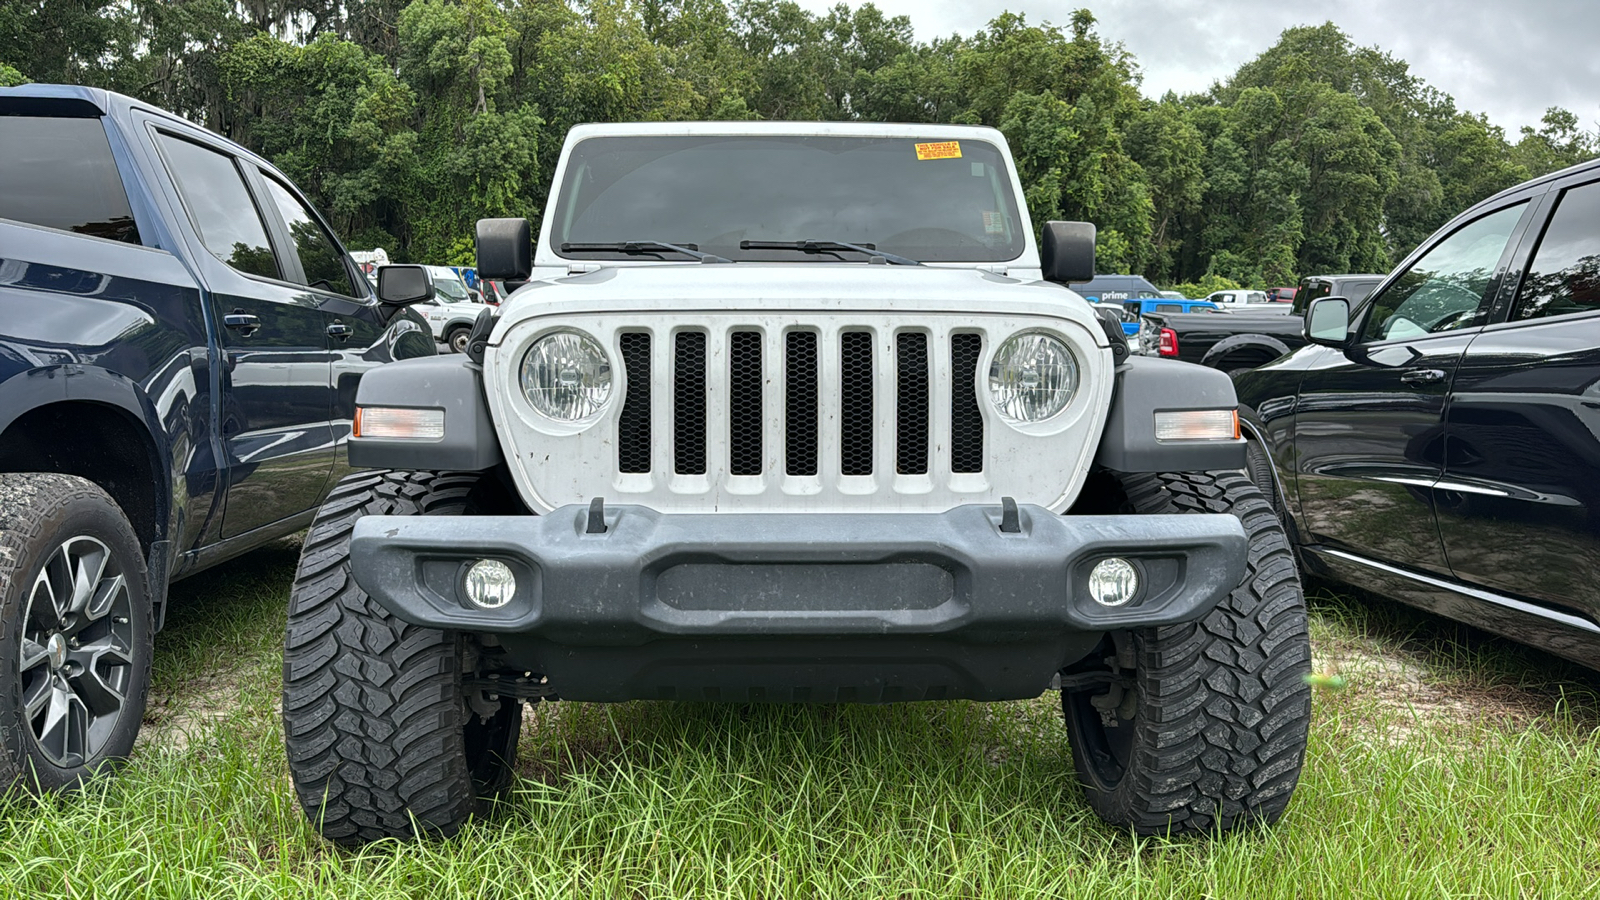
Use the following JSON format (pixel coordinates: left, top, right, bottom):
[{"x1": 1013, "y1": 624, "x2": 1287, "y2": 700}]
[{"x1": 349, "y1": 503, "x2": 1246, "y2": 702}]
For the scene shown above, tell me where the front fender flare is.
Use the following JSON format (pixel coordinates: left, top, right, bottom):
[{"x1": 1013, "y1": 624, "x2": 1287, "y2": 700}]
[
  {"x1": 347, "y1": 355, "x2": 501, "y2": 471},
  {"x1": 1094, "y1": 357, "x2": 1246, "y2": 473},
  {"x1": 1200, "y1": 333, "x2": 1292, "y2": 370}
]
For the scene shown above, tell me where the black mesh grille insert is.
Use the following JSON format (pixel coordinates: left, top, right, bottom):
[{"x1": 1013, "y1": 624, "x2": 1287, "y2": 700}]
[
  {"x1": 840, "y1": 331, "x2": 874, "y2": 476},
  {"x1": 896, "y1": 333, "x2": 929, "y2": 474},
  {"x1": 785, "y1": 331, "x2": 818, "y2": 476},
  {"x1": 729, "y1": 331, "x2": 763, "y2": 476},
  {"x1": 951, "y1": 333, "x2": 984, "y2": 473},
  {"x1": 674, "y1": 331, "x2": 707, "y2": 475},
  {"x1": 617, "y1": 332, "x2": 651, "y2": 473}
]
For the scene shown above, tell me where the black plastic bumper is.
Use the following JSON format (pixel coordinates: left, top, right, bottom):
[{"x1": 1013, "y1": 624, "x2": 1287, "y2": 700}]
[{"x1": 348, "y1": 503, "x2": 1247, "y2": 702}]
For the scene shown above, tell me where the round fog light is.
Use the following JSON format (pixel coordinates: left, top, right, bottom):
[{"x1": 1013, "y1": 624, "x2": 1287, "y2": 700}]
[
  {"x1": 464, "y1": 559, "x2": 516, "y2": 609},
  {"x1": 1088, "y1": 558, "x2": 1139, "y2": 607}
]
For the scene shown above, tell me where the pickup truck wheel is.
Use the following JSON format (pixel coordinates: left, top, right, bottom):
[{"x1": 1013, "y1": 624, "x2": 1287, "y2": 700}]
[
  {"x1": 445, "y1": 326, "x2": 471, "y2": 355},
  {"x1": 1062, "y1": 470, "x2": 1311, "y2": 835},
  {"x1": 0, "y1": 473, "x2": 152, "y2": 792},
  {"x1": 282, "y1": 470, "x2": 522, "y2": 846}
]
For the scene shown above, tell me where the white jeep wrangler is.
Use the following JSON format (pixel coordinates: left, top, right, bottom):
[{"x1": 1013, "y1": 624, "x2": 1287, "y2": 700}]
[{"x1": 282, "y1": 122, "x2": 1311, "y2": 846}]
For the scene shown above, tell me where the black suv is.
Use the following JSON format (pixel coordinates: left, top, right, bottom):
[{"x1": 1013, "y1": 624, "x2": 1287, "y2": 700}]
[{"x1": 1236, "y1": 156, "x2": 1600, "y2": 669}]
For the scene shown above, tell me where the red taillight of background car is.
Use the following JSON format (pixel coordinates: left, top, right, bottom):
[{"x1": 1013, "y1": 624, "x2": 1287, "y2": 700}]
[{"x1": 1158, "y1": 327, "x2": 1179, "y2": 357}]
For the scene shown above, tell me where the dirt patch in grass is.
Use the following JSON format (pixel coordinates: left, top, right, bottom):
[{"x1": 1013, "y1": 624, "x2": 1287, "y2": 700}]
[
  {"x1": 1308, "y1": 593, "x2": 1600, "y2": 744},
  {"x1": 138, "y1": 659, "x2": 266, "y2": 751}
]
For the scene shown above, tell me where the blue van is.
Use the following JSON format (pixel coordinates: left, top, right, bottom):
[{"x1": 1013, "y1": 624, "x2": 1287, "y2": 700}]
[{"x1": 1073, "y1": 275, "x2": 1218, "y2": 335}]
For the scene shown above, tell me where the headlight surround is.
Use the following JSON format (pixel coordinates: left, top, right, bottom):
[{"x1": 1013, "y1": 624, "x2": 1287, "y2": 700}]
[
  {"x1": 519, "y1": 331, "x2": 612, "y2": 422},
  {"x1": 988, "y1": 332, "x2": 1078, "y2": 424}
]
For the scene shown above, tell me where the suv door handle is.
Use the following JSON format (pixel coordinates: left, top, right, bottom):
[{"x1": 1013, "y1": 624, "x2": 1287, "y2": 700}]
[
  {"x1": 222, "y1": 311, "x2": 261, "y2": 336},
  {"x1": 326, "y1": 321, "x2": 353, "y2": 341},
  {"x1": 1399, "y1": 368, "x2": 1445, "y2": 385}
]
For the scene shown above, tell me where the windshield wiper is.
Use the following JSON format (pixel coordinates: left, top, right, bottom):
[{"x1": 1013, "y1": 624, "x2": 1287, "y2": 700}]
[
  {"x1": 739, "y1": 240, "x2": 923, "y2": 266},
  {"x1": 561, "y1": 241, "x2": 733, "y2": 263}
]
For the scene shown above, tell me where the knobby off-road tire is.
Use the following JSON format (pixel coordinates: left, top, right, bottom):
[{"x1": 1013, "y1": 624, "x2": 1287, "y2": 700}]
[
  {"x1": 282, "y1": 470, "x2": 522, "y2": 846},
  {"x1": 0, "y1": 473, "x2": 152, "y2": 792},
  {"x1": 1063, "y1": 470, "x2": 1311, "y2": 835}
]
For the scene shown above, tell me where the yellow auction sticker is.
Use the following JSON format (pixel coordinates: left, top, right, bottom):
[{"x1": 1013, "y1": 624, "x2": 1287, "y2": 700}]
[{"x1": 915, "y1": 141, "x2": 962, "y2": 160}]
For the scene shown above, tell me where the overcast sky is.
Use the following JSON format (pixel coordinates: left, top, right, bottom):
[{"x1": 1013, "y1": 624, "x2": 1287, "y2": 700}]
[{"x1": 798, "y1": 0, "x2": 1599, "y2": 136}]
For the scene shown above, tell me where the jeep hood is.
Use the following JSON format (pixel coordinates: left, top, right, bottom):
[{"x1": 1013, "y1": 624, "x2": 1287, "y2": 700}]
[{"x1": 490, "y1": 264, "x2": 1107, "y2": 347}]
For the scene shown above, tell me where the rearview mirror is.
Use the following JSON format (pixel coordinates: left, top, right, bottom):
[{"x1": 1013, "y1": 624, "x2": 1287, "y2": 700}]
[
  {"x1": 1305, "y1": 297, "x2": 1352, "y2": 348},
  {"x1": 1040, "y1": 221, "x2": 1096, "y2": 284},
  {"x1": 376, "y1": 265, "x2": 435, "y2": 306},
  {"x1": 477, "y1": 217, "x2": 532, "y2": 280}
]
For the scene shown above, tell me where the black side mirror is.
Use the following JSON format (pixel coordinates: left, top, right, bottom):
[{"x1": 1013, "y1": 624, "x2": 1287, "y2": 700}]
[
  {"x1": 1040, "y1": 220, "x2": 1096, "y2": 284},
  {"x1": 376, "y1": 265, "x2": 435, "y2": 306},
  {"x1": 477, "y1": 217, "x2": 532, "y2": 280},
  {"x1": 1304, "y1": 296, "x2": 1352, "y2": 348}
]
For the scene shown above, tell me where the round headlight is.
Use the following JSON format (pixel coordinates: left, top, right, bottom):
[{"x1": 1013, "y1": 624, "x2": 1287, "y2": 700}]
[
  {"x1": 520, "y1": 332, "x2": 612, "y2": 422},
  {"x1": 988, "y1": 333, "x2": 1078, "y2": 424}
]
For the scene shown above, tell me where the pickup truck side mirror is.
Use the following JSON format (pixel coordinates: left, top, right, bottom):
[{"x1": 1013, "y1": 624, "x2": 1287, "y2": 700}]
[
  {"x1": 1040, "y1": 221, "x2": 1096, "y2": 284},
  {"x1": 477, "y1": 217, "x2": 532, "y2": 280},
  {"x1": 1304, "y1": 296, "x2": 1353, "y2": 348},
  {"x1": 376, "y1": 265, "x2": 435, "y2": 307}
]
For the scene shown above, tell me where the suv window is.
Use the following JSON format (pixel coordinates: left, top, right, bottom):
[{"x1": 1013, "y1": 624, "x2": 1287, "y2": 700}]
[
  {"x1": 1345, "y1": 280, "x2": 1380, "y2": 304},
  {"x1": 259, "y1": 174, "x2": 360, "y2": 298},
  {"x1": 157, "y1": 134, "x2": 279, "y2": 279},
  {"x1": 1361, "y1": 203, "x2": 1525, "y2": 342},
  {"x1": 1511, "y1": 180, "x2": 1600, "y2": 322},
  {"x1": 0, "y1": 116, "x2": 140, "y2": 243},
  {"x1": 1293, "y1": 280, "x2": 1331, "y2": 315}
]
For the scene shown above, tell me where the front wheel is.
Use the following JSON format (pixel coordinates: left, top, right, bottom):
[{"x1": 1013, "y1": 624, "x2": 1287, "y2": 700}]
[
  {"x1": 282, "y1": 470, "x2": 522, "y2": 846},
  {"x1": 0, "y1": 473, "x2": 152, "y2": 791},
  {"x1": 445, "y1": 326, "x2": 471, "y2": 355},
  {"x1": 1063, "y1": 470, "x2": 1311, "y2": 835}
]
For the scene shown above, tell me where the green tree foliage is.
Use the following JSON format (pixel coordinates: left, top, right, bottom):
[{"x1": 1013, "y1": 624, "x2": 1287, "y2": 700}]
[{"x1": 3, "y1": 2, "x2": 1591, "y2": 280}]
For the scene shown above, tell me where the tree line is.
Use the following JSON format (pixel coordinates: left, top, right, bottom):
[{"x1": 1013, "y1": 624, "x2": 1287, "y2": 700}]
[{"x1": 3, "y1": 1, "x2": 1596, "y2": 289}]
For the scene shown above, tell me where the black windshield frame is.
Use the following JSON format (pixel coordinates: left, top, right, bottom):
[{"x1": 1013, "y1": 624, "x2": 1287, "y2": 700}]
[{"x1": 546, "y1": 134, "x2": 1027, "y2": 264}]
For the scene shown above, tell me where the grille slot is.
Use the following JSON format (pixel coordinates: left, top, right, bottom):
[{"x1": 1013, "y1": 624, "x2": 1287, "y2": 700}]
[
  {"x1": 729, "y1": 331, "x2": 763, "y2": 476},
  {"x1": 839, "y1": 331, "x2": 874, "y2": 476},
  {"x1": 674, "y1": 331, "x2": 707, "y2": 475},
  {"x1": 951, "y1": 333, "x2": 984, "y2": 473},
  {"x1": 617, "y1": 332, "x2": 651, "y2": 473},
  {"x1": 785, "y1": 331, "x2": 819, "y2": 476},
  {"x1": 896, "y1": 333, "x2": 930, "y2": 474}
]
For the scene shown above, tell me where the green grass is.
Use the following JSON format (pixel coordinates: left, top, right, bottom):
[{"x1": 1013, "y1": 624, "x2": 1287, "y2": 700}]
[{"x1": 2, "y1": 550, "x2": 1599, "y2": 898}]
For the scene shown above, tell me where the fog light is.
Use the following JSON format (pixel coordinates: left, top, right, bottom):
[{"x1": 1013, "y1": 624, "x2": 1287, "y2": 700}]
[
  {"x1": 464, "y1": 559, "x2": 516, "y2": 609},
  {"x1": 1088, "y1": 558, "x2": 1140, "y2": 607}
]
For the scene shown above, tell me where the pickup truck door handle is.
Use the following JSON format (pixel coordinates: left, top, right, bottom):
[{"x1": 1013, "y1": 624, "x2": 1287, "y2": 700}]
[
  {"x1": 1399, "y1": 368, "x2": 1446, "y2": 385},
  {"x1": 222, "y1": 311, "x2": 261, "y2": 336},
  {"x1": 326, "y1": 321, "x2": 354, "y2": 341}
]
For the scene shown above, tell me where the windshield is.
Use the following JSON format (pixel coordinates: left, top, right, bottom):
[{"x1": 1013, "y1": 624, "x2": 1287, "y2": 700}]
[
  {"x1": 430, "y1": 271, "x2": 470, "y2": 302},
  {"x1": 548, "y1": 134, "x2": 1026, "y2": 263}
]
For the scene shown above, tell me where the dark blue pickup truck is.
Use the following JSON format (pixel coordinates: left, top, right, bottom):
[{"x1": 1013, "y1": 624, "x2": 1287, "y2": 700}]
[{"x1": 0, "y1": 85, "x2": 435, "y2": 789}]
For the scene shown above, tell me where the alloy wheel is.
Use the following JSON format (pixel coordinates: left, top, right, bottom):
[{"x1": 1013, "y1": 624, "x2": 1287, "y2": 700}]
[{"x1": 19, "y1": 535, "x2": 135, "y2": 768}]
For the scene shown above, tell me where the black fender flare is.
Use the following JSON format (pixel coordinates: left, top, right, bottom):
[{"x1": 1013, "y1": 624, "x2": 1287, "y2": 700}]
[
  {"x1": 347, "y1": 355, "x2": 502, "y2": 471},
  {"x1": 1200, "y1": 333, "x2": 1292, "y2": 370},
  {"x1": 1095, "y1": 357, "x2": 1246, "y2": 473}
]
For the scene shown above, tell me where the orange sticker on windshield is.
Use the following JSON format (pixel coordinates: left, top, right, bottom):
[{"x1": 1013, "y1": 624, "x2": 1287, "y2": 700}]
[{"x1": 915, "y1": 141, "x2": 962, "y2": 160}]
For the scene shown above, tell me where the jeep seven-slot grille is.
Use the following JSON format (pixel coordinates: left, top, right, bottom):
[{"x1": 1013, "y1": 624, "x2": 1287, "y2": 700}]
[
  {"x1": 674, "y1": 332, "x2": 707, "y2": 474},
  {"x1": 896, "y1": 333, "x2": 929, "y2": 474},
  {"x1": 951, "y1": 333, "x2": 984, "y2": 473},
  {"x1": 728, "y1": 331, "x2": 763, "y2": 475},
  {"x1": 785, "y1": 332, "x2": 819, "y2": 476},
  {"x1": 617, "y1": 332, "x2": 651, "y2": 473},
  {"x1": 646, "y1": 330, "x2": 983, "y2": 480},
  {"x1": 839, "y1": 331, "x2": 875, "y2": 476}
]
